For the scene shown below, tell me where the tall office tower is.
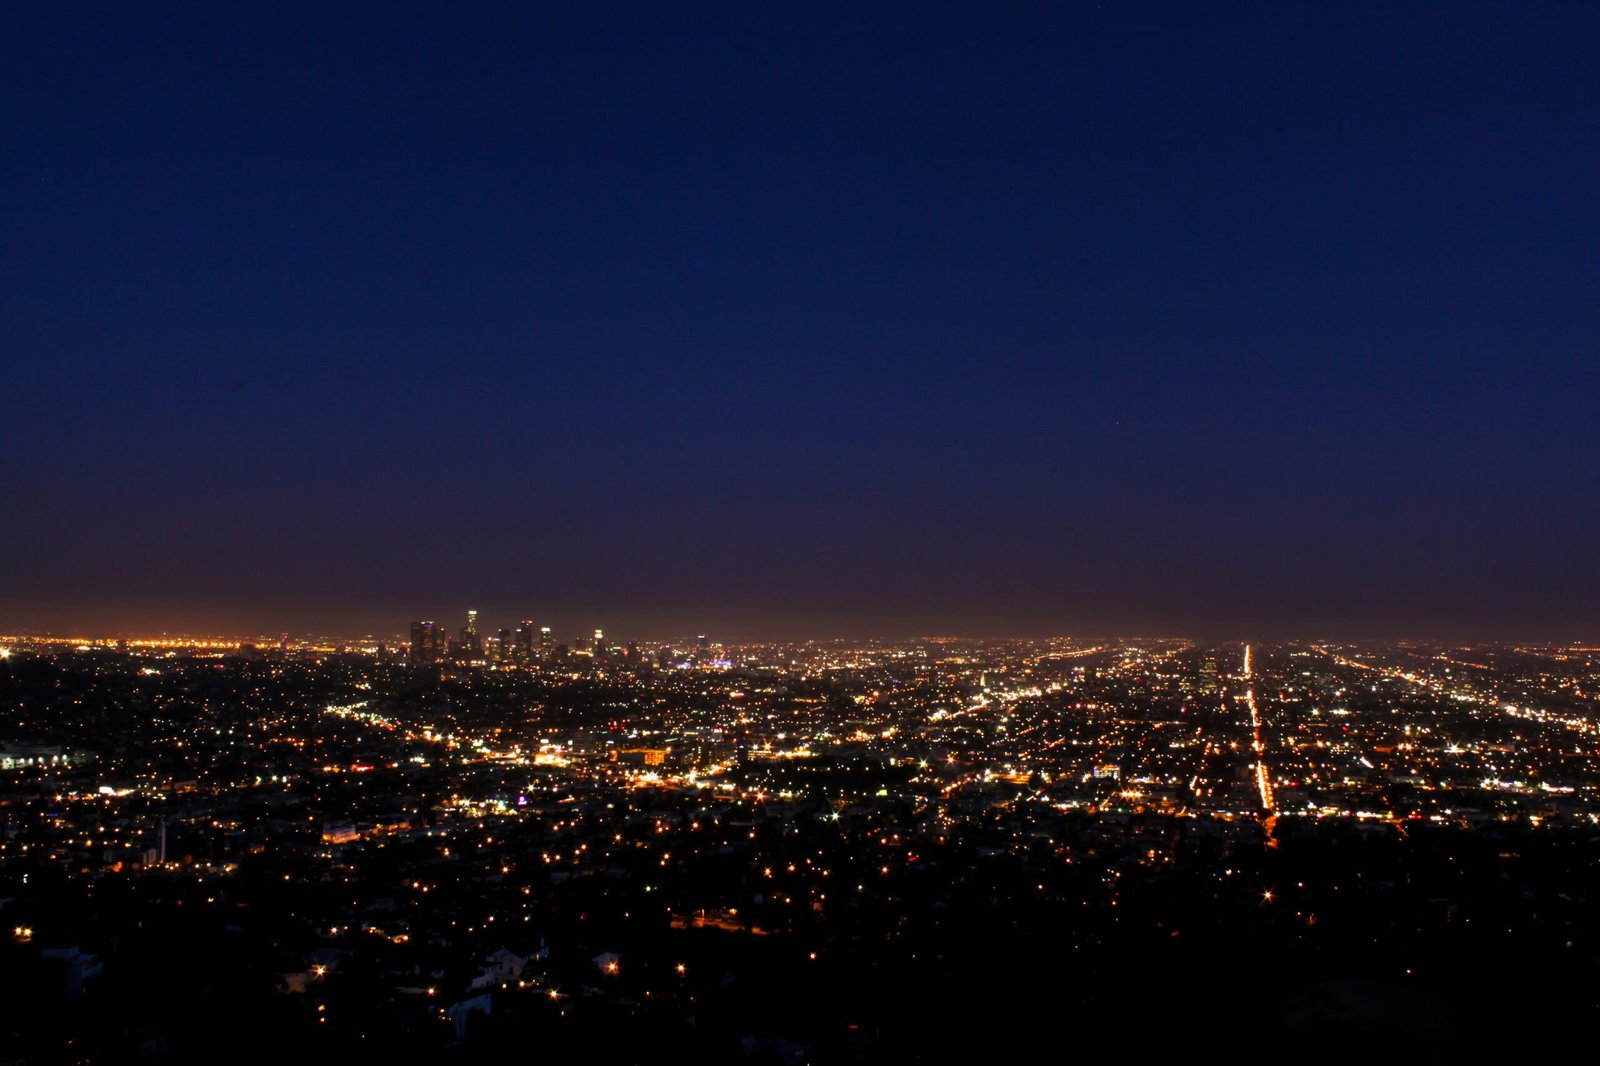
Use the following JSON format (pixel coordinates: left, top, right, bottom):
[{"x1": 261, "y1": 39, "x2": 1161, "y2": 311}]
[
  {"x1": 460, "y1": 610, "x2": 482, "y2": 658},
  {"x1": 465, "y1": 610, "x2": 479, "y2": 639},
  {"x1": 517, "y1": 621, "x2": 534, "y2": 661},
  {"x1": 496, "y1": 628, "x2": 511, "y2": 662},
  {"x1": 410, "y1": 620, "x2": 441, "y2": 663},
  {"x1": 593, "y1": 628, "x2": 605, "y2": 654},
  {"x1": 539, "y1": 627, "x2": 552, "y2": 657},
  {"x1": 697, "y1": 633, "x2": 710, "y2": 658}
]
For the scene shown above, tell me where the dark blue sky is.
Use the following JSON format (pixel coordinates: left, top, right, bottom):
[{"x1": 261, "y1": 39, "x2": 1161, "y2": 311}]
[{"x1": 3, "y1": 3, "x2": 1597, "y2": 640}]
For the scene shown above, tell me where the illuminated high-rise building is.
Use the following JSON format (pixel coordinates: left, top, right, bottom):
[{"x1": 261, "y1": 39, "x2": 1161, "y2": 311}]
[
  {"x1": 593, "y1": 628, "x2": 606, "y2": 654},
  {"x1": 516, "y1": 621, "x2": 534, "y2": 661},
  {"x1": 409, "y1": 620, "x2": 443, "y2": 663},
  {"x1": 539, "y1": 627, "x2": 552, "y2": 657}
]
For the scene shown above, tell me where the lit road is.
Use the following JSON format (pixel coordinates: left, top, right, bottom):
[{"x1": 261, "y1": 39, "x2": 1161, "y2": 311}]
[{"x1": 1244, "y1": 645, "x2": 1274, "y2": 811}]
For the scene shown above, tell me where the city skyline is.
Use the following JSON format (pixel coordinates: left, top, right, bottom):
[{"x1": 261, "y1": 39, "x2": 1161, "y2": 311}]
[
  {"x1": 8, "y1": 6, "x2": 1600, "y2": 1058},
  {"x1": 4, "y1": 606, "x2": 1596, "y2": 647}
]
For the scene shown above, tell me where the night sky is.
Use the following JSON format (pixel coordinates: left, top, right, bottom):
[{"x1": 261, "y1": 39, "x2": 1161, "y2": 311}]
[{"x1": 3, "y1": 4, "x2": 1597, "y2": 641}]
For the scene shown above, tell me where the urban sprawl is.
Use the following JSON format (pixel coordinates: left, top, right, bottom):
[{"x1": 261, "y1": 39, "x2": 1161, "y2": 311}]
[{"x1": 4, "y1": 621, "x2": 1600, "y2": 1060}]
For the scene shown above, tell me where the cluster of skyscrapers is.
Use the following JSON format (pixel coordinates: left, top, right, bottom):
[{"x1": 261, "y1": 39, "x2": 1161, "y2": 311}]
[
  {"x1": 409, "y1": 610, "x2": 554, "y2": 665},
  {"x1": 408, "y1": 610, "x2": 712, "y2": 667}
]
